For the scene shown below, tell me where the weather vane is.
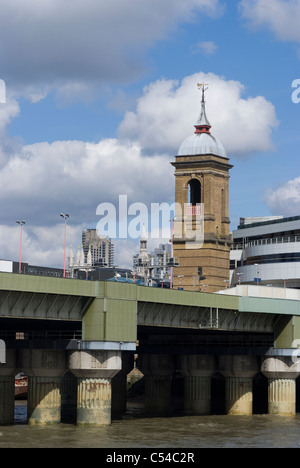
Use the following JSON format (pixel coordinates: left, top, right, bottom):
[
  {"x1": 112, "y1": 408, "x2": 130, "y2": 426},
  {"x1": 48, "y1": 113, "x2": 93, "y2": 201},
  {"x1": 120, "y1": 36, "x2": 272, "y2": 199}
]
[{"x1": 197, "y1": 83, "x2": 208, "y2": 101}]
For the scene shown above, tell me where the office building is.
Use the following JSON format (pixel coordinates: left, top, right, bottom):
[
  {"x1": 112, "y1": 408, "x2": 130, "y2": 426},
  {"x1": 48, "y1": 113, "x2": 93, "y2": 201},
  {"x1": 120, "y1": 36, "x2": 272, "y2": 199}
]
[{"x1": 230, "y1": 215, "x2": 300, "y2": 289}]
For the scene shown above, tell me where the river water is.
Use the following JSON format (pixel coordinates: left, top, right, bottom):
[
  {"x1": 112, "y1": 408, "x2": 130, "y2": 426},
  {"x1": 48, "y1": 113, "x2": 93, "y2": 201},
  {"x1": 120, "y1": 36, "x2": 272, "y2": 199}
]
[{"x1": 0, "y1": 399, "x2": 300, "y2": 449}]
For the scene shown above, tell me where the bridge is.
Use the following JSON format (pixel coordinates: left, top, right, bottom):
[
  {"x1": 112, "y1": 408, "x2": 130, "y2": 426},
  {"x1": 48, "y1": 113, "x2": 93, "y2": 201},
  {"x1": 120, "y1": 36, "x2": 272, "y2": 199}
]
[{"x1": 1, "y1": 272, "x2": 300, "y2": 425}]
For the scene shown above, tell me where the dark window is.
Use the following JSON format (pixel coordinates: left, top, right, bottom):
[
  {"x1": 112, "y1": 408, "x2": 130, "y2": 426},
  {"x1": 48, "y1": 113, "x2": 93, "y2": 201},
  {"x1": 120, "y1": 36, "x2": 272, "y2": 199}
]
[{"x1": 188, "y1": 179, "x2": 201, "y2": 205}]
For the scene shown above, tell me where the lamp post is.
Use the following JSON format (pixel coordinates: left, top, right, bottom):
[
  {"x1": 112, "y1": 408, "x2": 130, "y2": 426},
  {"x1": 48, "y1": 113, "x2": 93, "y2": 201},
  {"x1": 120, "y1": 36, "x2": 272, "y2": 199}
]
[
  {"x1": 169, "y1": 218, "x2": 174, "y2": 289},
  {"x1": 16, "y1": 221, "x2": 25, "y2": 274},
  {"x1": 60, "y1": 213, "x2": 69, "y2": 278}
]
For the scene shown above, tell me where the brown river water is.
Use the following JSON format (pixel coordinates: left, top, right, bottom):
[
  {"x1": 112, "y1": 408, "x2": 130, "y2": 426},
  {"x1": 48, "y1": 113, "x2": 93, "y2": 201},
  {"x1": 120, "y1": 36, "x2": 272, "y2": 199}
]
[{"x1": 0, "y1": 399, "x2": 300, "y2": 448}]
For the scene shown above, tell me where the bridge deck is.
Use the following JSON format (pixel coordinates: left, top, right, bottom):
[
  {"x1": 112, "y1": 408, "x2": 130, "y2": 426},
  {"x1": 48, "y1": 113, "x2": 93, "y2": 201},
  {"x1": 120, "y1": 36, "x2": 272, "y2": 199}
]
[{"x1": 0, "y1": 273, "x2": 300, "y2": 349}]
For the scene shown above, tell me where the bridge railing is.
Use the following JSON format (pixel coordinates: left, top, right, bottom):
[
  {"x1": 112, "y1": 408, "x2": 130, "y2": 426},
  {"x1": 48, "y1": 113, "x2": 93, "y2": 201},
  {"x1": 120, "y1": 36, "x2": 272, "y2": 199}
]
[{"x1": 0, "y1": 330, "x2": 82, "y2": 341}]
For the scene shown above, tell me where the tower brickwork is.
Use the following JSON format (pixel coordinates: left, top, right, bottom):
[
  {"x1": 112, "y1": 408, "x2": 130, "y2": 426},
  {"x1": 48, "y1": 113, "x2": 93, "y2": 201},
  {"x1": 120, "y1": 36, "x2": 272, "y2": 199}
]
[{"x1": 171, "y1": 84, "x2": 232, "y2": 292}]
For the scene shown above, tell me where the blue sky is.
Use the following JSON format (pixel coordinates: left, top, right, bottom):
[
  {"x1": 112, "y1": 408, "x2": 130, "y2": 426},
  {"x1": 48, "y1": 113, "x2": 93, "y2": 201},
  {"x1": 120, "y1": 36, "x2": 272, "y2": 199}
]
[{"x1": 0, "y1": 0, "x2": 300, "y2": 268}]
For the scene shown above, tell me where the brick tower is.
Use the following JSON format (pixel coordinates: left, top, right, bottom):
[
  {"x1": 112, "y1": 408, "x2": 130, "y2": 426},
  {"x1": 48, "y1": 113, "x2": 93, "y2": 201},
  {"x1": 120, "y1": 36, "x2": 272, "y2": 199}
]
[{"x1": 171, "y1": 84, "x2": 232, "y2": 292}]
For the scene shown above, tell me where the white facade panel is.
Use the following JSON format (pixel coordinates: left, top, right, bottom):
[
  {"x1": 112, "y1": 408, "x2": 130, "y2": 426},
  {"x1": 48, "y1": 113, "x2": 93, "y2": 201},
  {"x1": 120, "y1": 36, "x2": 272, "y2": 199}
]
[
  {"x1": 217, "y1": 285, "x2": 300, "y2": 300},
  {"x1": 234, "y1": 262, "x2": 300, "y2": 287},
  {"x1": 0, "y1": 260, "x2": 13, "y2": 273},
  {"x1": 244, "y1": 240, "x2": 300, "y2": 258},
  {"x1": 233, "y1": 219, "x2": 300, "y2": 240}
]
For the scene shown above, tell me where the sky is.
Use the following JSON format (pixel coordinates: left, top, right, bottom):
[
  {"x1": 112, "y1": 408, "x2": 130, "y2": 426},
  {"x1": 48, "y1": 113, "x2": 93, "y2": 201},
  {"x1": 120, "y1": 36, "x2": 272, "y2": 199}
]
[{"x1": 0, "y1": 0, "x2": 300, "y2": 270}]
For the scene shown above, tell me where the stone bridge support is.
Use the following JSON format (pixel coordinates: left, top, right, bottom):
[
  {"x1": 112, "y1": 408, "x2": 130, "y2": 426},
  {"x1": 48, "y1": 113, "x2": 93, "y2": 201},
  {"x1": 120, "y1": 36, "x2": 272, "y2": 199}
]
[
  {"x1": 61, "y1": 371, "x2": 77, "y2": 424},
  {"x1": 261, "y1": 355, "x2": 300, "y2": 417},
  {"x1": 20, "y1": 349, "x2": 67, "y2": 425},
  {"x1": 68, "y1": 350, "x2": 121, "y2": 426},
  {"x1": 138, "y1": 354, "x2": 175, "y2": 414},
  {"x1": 219, "y1": 355, "x2": 259, "y2": 415},
  {"x1": 180, "y1": 355, "x2": 216, "y2": 414},
  {"x1": 0, "y1": 350, "x2": 17, "y2": 425},
  {"x1": 111, "y1": 353, "x2": 134, "y2": 416}
]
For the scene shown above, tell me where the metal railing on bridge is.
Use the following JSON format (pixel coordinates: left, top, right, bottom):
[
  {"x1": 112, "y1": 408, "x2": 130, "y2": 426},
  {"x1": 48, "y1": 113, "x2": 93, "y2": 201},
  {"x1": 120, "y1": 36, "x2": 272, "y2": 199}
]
[{"x1": 0, "y1": 330, "x2": 82, "y2": 341}]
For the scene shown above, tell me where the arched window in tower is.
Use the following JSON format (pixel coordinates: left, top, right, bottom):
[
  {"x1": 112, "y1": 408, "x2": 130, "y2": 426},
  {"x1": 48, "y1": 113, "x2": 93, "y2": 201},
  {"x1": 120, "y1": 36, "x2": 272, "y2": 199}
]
[{"x1": 188, "y1": 179, "x2": 201, "y2": 206}]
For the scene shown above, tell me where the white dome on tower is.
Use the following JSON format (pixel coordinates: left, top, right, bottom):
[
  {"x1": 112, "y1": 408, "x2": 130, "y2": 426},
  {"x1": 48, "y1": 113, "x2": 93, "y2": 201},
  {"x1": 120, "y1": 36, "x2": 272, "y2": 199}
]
[
  {"x1": 178, "y1": 132, "x2": 226, "y2": 158},
  {"x1": 177, "y1": 84, "x2": 226, "y2": 158}
]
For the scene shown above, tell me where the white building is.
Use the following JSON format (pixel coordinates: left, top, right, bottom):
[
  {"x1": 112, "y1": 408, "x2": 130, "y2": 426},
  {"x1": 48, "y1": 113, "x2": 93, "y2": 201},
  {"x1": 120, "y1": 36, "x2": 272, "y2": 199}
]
[{"x1": 230, "y1": 216, "x2": 300, "y2": 289}]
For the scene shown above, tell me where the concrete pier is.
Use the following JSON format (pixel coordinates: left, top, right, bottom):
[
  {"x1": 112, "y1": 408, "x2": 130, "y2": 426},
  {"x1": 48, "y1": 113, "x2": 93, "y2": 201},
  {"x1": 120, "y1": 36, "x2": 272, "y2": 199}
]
[
  {"x1": 0, "y1": 350, "x2": 17, "y2": 425},
  {"x1": 76, "y1": 376, "x2": 112, "y2": 426},
  {"x1": 180, "y1": 355, "x2": 215, "y2": 414},
  {"x1": 219, "y1": 355, "x2": 259, "y2": 415},
  {"x1": 111, "y1": 353, "x2": 134, "y2": 416},
  {"x1": 61, "y1": 371, "x2": 77, "y2": 424},
  {"x1": 138, "y1": 354, "x2": 175, "y2": 413},
  {"x1": 261, "y1": 356, "x2": 300, "y2": 417},
  {"x1": 69, "y1": 349, "x2": 121, "y2": 426},
  {"x1": 20, "y1": 349, "x2": 67, "y2": 425},
  {"x1": 27, "y1": 376, "x2": 62, "y2": 425}
]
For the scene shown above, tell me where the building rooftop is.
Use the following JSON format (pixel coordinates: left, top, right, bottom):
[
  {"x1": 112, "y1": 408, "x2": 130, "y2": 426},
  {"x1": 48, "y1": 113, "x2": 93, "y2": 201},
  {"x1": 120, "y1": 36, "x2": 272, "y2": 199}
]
[
  {"x1": 178, "y1": 132, "x2": 227, "y2": 158},
  {"x1": 217, "y1": 284, "x2": 300, "y2": 301},
  {"x1": 237, "y1": 215, "x2": 300, "y2": 230}
]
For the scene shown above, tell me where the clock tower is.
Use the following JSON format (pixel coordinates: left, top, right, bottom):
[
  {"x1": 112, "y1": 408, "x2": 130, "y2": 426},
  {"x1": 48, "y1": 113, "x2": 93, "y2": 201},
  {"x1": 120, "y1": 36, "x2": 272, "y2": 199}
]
[{"x1": 171, "y1": 84, "x2": 232, "y2": 292}]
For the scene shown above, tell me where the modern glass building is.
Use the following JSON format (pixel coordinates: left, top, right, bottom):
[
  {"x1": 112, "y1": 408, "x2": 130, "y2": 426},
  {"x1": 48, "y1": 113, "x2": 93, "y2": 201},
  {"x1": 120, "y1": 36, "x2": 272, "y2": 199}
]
[{"x1": 230, "y1": 216, "x2": 300, "y2": 289}]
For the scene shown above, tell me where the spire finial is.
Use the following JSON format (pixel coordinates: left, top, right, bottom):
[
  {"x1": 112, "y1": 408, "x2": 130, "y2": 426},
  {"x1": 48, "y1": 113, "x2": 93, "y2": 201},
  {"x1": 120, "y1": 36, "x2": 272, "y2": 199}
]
[
  {"x1": 195, "y1": 83, "x2": 211, "y2": 134},
  {"x1": 197, "y1": 83, "x2": 208, "y2": 102}
]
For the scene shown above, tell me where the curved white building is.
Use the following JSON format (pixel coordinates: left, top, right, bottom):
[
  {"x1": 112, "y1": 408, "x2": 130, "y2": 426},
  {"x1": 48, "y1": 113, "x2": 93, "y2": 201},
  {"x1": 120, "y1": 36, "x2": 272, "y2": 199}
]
[{"x1": 230, "y1": 216, "x2": 300, "y2": 289}]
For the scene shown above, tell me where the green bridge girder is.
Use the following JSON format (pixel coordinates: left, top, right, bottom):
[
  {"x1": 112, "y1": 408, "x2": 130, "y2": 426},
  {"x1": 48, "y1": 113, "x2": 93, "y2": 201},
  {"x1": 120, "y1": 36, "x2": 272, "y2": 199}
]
[{"x1": 0, "y1": 272, "x2": 300, "y2": 349}]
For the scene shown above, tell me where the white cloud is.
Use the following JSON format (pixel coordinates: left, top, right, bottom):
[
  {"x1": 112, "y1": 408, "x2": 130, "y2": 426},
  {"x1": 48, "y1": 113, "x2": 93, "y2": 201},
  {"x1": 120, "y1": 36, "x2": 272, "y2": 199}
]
[
  {"x1": 0, "y1": 70, "x2": 279, "y2": 268},
  {"x1": 240, "y1": 0, "x2": 300, "y2": 42},
  {"x1": 118, "y1": 72, "x2": 279, "y2": 157},
  {"x1": 0, "y1": 222, "x2": 85, "y2": 268},
  {"x1": 0, "y1": 0, "x2": 223, "y2": 102},
  {"x1": 0, "y1": 98, "x2": 22, "y2": 167},
  {"x1": 0, "y1": 137, "x2": 173, "y2": 228},
  {"x1": 0, "y1": 72, "x2": 278, "y2": 231},
  {"x1": 265, "y1": 177, "x2": 300, "y2": 216},
  {"x1": 114, "y1": 239, "x2": 139, "y2": 270},
  {"x1": 0, "y1": 98, "x2": 20, "y2": 135},
  {"x1": 192, "y1": 41, "x2": 218, "y2": 55}
]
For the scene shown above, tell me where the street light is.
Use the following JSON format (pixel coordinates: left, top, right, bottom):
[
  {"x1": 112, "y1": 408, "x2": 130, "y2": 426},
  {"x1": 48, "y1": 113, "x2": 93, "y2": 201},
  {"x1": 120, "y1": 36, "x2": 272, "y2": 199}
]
[
  {"x1": 16, "y1": 221, "x2": 25, "y2": 274},
  {"x1": 60, "y1": 213, "x2": 69, "y2": 278},
  {"x1": 169, "y1": 218, "x2": 174, "y2": 289}
]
